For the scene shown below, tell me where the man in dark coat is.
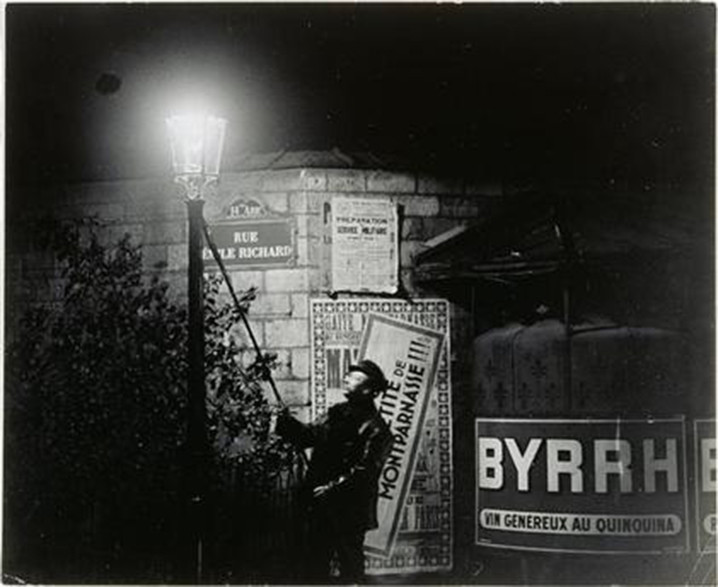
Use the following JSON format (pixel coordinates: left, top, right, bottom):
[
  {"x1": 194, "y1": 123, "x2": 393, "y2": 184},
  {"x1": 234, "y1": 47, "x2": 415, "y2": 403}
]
[{"x1": 277, "y1": 359, "x2": 393, "y2": 583}]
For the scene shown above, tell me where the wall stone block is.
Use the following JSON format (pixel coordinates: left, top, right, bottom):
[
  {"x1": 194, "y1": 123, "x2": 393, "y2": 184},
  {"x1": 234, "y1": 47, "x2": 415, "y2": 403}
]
[
  {"x1": 417, "y1": 175, "x2": 464, "y2": 195},
  {"x1": 229, "y1": 320, "x2": 264, "y2": 349},
  {"x1": 66, "y1": 181, "x2": 132, "y2": 205},
  {"x1": 269, "y1": 348, "x2": 292, "y2": 379},
  {"x1": 308, "y1": 269, "x2": 327, "y2": 293},
  {"x1": 124, "y1": 179, "x2": 175, "y2": 204},
  {"x1": 291, "y1": 293, "x2": 309, "y2": 318},
  {"x1": 296, "y1": 235, "x2": 321, "y2": 267},
  {"x1": 230, "y1": 270, "x2": 266, "y2": 292},
  {"x1": 275, "y1": 380, "x2": 311, "y2": 407},
  {"x1": 81, "y1": 202, "x2": 125, "y2": 222},
  {"x1": 265, "y1": 268, "x2": 309, "y2": 292},
  {"x1": 291, "y1": 347, "x2": 310, "y2": 379},
  {"x1": 126, "y1": 197, "x2": 185, "y2": 221},
  {"x1": 143, "y1": 220, "x2": 186, "y2": 245},
  {"x1": 250, "y1": 293, "x2": 291, "y2": 316},
  {"x1": 439, "y1": 196, "x2": 485, "y2": 219},
  {"x1": 258, "y1": 192, "x2": 290, "y2": 213},
  {"x1": 269, "y1": 347, "x2": 310, "y2": 380},
  {"x1": 300, "y1": 213, "x2": 324, "y2": 240},
  {"x1": 142, "y1": 244, "x2": 169, "y2": 270},
  {"x1": 265, "y1": 318, "x2": 310, "y2": 348},
  {"x1": 104, "y1": 223, "x2": 145, "y2": 246},
  {"x1": 296, "y1": 236, "x2": 310, "y2": 266},
  {"x1": 300, "y1": 169, "x2": 328, "y2": 191},
  {"x1": 393, "y1": 194, "x2": 440, "y2": 216},
  {"x1": 221, "y1": 172, "x2": 265, "y2": 193},
  {"x1": 167, "y1": 243, "x2": 187, "y2": 272},
  {"x1": 307, "y1": 237, "x2": 321, "y2": 268},
  {"x1": 261, "y1": 169, "x2": 305, "y2": 192},
  {"x1": 162, "y1": 271, "x2": 187, "y2": 301},
  {"x1": 367, "y1": 171, "x2": 416, "y2": 194},
  {"x1": 289, "y1": 191, "x2": 325, "y2": 214},
  {"x1": 289, "y1": 192, "x2": 310, "y2": 214},
  {"x1": 327, "y1": 170, "x2": 367, "y2": 192}
]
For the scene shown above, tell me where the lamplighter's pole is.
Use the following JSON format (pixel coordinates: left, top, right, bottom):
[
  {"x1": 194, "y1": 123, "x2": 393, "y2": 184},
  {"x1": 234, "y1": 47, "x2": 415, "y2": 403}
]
[{"x1": 186, "y1": 197, "x2": 208, "y2": 584}]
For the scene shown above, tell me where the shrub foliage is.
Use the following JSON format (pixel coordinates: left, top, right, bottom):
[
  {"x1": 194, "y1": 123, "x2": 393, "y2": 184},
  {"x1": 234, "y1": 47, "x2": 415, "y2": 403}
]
[{"x1": 5, "y1": 220, "x2": 295, "y2": 582}]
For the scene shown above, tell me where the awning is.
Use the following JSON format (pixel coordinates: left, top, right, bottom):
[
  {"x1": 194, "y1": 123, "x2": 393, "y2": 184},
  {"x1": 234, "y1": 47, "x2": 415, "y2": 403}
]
[{"x1": 414, "y1": 190, "x2": 709, "y2": 286}]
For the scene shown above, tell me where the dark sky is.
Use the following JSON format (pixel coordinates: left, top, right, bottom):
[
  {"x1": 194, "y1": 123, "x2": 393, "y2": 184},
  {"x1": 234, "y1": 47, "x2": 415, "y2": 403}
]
[{"x1": 5, "y1": 3, "x2": 715, "y2": 192}]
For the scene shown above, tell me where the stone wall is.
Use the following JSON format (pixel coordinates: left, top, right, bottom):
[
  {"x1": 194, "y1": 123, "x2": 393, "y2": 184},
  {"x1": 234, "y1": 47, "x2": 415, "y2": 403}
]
[{"x1": 6, "y1": 166, "x2": 502, "y2": 419}]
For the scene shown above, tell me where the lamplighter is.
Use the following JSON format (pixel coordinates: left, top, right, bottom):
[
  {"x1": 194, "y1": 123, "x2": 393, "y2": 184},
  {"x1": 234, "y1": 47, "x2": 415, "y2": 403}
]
[{"x1": 166, "y1": 113, "x2": 226, "y2": 583}]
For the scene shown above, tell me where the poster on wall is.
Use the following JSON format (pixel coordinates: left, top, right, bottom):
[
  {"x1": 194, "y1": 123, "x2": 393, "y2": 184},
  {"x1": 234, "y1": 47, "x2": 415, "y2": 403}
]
[
  {"x1": 359, "y1": 314, "x2": 445, "y2": 557},
  {"x1": 311, "y1": 299, "x2": 453, "y2": 573},
  {"x1": 694, "y1": 419, "x2": 716, "y2": 553},
  {"x1": 475, "y1": 418, "x2": 689, "y2": 554},
  {"x1": 330, "y1": 197, "x2": 398, "y2": 293}
]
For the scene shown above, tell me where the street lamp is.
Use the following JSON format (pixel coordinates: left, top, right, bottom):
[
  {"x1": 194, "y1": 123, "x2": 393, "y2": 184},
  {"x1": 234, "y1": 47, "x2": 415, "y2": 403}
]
[{"x1": 166, "y1": 113, "x2": 226, "y2": 583}]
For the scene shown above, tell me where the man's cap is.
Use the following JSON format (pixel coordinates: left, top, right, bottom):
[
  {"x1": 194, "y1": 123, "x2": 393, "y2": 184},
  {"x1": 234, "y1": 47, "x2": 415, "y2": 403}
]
[{"x1": 348, "y1": 359, "x2": 388, "y2": 393}]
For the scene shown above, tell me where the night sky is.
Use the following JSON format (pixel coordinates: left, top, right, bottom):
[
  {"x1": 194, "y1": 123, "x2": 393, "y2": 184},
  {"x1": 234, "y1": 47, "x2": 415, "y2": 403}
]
[{"x1": 5, "y1": 3, "x2": 715, "y2": 194}]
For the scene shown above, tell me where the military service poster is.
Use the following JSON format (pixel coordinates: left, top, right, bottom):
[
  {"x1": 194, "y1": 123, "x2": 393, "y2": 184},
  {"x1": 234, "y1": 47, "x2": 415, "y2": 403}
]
[
  {"x1": 330, "y1": 197, "x2": 398, "y2": 294},
  {"x1": 310, "y1": 299, "x2": 453, "y2": 573}
]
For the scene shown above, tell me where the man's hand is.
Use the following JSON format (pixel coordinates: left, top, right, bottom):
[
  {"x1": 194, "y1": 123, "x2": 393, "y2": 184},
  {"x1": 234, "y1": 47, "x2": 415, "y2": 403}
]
[
  {"x1": 313, "y1": 474, "x2": 348, "y2": 499},
  {"x1": 312, "y1": 483, "x2": 334, "y2": 499}
]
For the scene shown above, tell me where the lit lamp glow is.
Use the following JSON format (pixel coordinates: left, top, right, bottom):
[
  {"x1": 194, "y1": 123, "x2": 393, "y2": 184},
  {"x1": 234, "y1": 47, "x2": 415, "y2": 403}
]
[{"x1": 166, "y1": 114, "x2": 227, "y2": 198}]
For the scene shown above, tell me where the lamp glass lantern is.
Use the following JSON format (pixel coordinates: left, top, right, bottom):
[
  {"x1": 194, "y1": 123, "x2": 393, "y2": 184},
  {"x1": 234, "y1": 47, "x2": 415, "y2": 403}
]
[{"x1": 166, "y1": 114, "x2": 227, "y2": 194}]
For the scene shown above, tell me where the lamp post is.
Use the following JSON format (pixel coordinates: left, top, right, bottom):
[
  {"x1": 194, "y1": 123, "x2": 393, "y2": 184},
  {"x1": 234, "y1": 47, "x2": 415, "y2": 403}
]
[{"x1": 166, "y1": 114, "x2": 227, "y2": 584}]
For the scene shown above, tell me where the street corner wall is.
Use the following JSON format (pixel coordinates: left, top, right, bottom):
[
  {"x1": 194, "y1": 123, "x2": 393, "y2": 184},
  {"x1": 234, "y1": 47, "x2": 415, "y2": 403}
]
[
  {"x1": 199, "y1": 166, "x2": 503, "y2": 418},
  {"x1": 6, "y1": 165, "x2": 503, "y2": 419}
]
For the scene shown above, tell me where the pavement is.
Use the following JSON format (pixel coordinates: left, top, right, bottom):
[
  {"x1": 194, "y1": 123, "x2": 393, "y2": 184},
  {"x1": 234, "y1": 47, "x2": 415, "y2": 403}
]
[{"x1": 365, "y1": 550, "x2": 716, "y2": 585}]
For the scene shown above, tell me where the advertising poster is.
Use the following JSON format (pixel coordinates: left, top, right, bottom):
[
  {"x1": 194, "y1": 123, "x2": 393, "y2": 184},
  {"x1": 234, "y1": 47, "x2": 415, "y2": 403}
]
[
  {"x1": 330, "y1": 197, "x2": 398, "y2": 293},
  {"x1": 694, "y1": 419, "x2": 716, "y2": 553},
  {"x1": 311, "y1": 299, "x2": 453, "y2": 573},
  {"x1": 358, "y1": 314, "x2": 445, "y2": 557},
  {"x1": 475, "y1": 418, "x2": 689, "y2": 554}
]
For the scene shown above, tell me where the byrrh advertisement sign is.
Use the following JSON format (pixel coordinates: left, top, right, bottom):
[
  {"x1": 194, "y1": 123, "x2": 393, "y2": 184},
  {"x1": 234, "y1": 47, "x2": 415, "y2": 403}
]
[
  {"x1": 694, "y1": 419, "x2": 716, "y2": 553},
  {"x1": 475, "y1": 418, "x2": 689, "y2": 554}
]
